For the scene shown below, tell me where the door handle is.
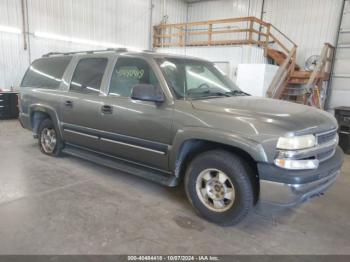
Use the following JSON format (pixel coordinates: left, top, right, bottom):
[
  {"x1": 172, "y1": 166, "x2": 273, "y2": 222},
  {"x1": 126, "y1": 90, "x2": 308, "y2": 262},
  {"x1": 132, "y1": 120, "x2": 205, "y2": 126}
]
[
  {"x1": 101, "y1": 105, "x2": 113, "y2": 114},
  {"x1": 65, "y1": 100, "x2": 73, "y2": 107}
]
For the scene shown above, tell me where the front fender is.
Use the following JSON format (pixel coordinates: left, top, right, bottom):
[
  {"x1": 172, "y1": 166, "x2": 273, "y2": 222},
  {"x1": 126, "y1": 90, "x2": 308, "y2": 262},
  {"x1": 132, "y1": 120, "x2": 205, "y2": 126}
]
[{"x1": 169, "y1": 127, "x2": 268, "y2": 171}]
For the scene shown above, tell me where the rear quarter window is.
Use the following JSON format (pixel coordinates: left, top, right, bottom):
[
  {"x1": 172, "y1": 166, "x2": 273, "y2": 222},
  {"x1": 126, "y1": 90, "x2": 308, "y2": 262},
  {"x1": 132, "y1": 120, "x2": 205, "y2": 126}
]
[{"x1": 21, "y1": 56, "x2": 72, "y2": 89}]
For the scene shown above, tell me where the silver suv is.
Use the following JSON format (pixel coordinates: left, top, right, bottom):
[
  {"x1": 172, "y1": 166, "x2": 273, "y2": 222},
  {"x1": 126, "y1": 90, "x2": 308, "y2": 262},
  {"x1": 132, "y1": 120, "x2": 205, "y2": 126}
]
[{"x1": 19, "y1": 49, "x2": 344, "y2": 225}]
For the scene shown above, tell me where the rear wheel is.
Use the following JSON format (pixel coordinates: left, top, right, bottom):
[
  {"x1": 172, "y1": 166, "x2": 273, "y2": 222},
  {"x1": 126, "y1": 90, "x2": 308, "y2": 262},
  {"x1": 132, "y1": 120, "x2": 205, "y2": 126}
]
[
  {"x1": 185, "y1": 150, "x2": 255, "y2": 226},
  {"x1": 38, "y1": 118, "x2": 63, "y2": 156}
]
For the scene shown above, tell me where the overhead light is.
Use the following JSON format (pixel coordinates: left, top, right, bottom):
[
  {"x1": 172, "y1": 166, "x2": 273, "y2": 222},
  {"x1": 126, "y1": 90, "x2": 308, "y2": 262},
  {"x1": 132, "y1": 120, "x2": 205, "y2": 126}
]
[
  {"x1": 0, "y1": 25, "x2": 21, "y2": 34},
  {"x1": 34, "y1": 31, "x2": 142, "y2": 52}
]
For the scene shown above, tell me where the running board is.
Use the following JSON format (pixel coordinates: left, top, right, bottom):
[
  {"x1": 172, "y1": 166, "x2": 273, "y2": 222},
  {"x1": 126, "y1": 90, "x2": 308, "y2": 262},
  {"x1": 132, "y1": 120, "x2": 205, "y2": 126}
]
[{"x1": 62, "y1": 144, "x2": 179, "y2": 187}]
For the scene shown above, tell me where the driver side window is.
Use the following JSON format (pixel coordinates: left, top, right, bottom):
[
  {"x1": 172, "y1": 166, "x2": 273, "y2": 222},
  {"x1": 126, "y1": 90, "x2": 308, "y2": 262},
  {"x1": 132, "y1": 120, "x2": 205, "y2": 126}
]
[{"x1": 109, "y1": 57, "x2": 159, "y2": 97}]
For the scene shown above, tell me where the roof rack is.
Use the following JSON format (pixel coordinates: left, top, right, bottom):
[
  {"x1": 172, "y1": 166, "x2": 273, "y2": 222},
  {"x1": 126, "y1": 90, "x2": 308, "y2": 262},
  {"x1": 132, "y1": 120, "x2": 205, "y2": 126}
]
[{"x1": 42, "y1": 48, "x2": 128, "y2": 57}]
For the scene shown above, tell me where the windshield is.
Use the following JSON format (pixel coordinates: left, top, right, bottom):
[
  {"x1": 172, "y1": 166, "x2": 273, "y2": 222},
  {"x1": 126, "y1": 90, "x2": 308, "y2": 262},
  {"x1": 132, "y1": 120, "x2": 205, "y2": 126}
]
[{"x1": 156, "y1": 58, "x2": 247, "y2": 99}]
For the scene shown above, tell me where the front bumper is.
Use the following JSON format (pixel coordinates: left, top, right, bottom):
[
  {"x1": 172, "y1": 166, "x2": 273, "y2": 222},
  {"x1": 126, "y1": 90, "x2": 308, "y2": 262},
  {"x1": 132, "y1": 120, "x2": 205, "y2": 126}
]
[{"x1": 258, "y1": 146, "x2": 344, "y2": 206}]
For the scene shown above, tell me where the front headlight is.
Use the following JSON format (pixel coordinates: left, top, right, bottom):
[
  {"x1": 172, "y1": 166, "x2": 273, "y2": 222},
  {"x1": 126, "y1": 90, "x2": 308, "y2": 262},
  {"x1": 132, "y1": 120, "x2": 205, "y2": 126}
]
[{"x1": 276, "y1": 134, "x2": 316, "y2": 150}]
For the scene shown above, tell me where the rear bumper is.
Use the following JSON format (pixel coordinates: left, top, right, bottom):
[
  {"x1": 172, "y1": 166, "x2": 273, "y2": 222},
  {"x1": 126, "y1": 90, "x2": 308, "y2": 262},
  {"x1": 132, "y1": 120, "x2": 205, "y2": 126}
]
[
  {"x1": 19, "y1": 112, "x2": 31, "y2": 130},
  {"x1": 258, "y1": 147, "x2": 344, "y2": 206}
]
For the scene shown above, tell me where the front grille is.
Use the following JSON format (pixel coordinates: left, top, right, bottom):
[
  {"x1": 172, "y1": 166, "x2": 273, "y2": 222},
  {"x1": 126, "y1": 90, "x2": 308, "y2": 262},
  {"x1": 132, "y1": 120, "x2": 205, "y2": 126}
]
[
  {"x1": 316, "y1": 130, "x2": 337, "y2": 145},
  {"x1": 315, "y1": 129, "x2": 338, "y2": 162},
  {"x1": 317, "y1": 148, "x2": 335, "y2": 162}
]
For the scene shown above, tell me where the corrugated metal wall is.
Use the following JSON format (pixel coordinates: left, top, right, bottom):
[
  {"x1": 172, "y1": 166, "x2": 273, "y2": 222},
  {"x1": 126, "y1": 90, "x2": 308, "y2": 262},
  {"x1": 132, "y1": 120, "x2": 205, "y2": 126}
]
[
  {"x1": 0, "y1": 0, "x2": 345, "y2": 93},
  {"x1": 152, "y1": 0, "x2": 188, "y2": 25},
  {"x1": 184, "y1": 0, "x2": 262, "y2": 44},
  {"x1": 263, "y1": 0, "x2": 343, "y2": 65},
  {"x1": 187, "y1": 0, "x2": 263, "y2": 21},
  {"x1": 0, "y1": 0, "x2": 27, "y2": 89},
  {"x1": 0, "y1": 0, "x2": 187, "y2": 89},
  {"x1": 185, "y1": 0, "x2": 343, "y2": 65},
  {"x1": 29, "y1": 0, "x2": 151, "y2": 51},
  {"x1": 329, "y1": 0, "x2": 350, "y2": 109}
]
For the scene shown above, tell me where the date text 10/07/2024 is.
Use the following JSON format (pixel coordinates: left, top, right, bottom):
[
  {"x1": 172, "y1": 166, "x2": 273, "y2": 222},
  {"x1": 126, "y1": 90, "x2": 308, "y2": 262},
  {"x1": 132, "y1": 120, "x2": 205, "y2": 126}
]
[{"x1": 127, "y1": 256, "x2": 220, "y2": 261}]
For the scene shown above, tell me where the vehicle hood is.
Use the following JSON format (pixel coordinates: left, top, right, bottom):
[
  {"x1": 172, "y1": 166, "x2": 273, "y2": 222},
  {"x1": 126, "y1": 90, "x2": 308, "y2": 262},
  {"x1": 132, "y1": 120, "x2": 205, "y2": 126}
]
[{"x1": 190, "y1": 96, "x2": 337, "y2": 136}]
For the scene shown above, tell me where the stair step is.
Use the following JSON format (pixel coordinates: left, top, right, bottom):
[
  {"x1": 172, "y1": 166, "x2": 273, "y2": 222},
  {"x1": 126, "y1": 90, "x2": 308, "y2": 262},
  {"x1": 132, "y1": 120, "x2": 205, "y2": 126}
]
[
  {"x1": 288, "y1": 78, "x2": 309, "y2": 84},
  {"x1": 290, "y1": 71, "x2": 312, "y2": 78},
  {"x1": 288, "y1": 71, "x2": 330, "y2": 84},
  {"x1": 266, "y1": 48, "x2": 301, "y2": 70}
]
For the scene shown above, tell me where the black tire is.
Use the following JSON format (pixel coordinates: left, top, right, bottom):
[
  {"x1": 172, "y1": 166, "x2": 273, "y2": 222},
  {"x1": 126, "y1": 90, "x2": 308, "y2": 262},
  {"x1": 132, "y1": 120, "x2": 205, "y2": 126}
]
[
  {"x1": 184, "y1": 150, "x2": 255, "y2": 226},
  {"x1": 37, "y1": 118, "x2": 63, "y2": 157}
]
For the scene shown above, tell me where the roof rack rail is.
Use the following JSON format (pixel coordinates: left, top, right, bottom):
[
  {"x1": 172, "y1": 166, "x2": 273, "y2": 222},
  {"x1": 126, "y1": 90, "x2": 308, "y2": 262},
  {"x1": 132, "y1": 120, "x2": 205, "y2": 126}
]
[{"x1": 42, "y1": 48, "x2": 129, "y2": 57}]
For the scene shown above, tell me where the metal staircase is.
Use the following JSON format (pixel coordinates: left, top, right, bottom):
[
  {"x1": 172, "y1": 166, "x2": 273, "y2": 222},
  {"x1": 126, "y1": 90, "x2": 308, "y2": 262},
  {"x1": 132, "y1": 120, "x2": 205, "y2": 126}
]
[{"x1": 268, "y1": 43, "x2": 335, "y2": 109}]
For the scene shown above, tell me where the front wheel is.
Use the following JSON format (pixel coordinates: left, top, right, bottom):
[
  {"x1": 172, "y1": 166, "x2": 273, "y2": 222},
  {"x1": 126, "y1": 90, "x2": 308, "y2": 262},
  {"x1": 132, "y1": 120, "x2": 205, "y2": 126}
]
[{"x1": 184, "y1": 150, "x2": 255, "y2": 226}]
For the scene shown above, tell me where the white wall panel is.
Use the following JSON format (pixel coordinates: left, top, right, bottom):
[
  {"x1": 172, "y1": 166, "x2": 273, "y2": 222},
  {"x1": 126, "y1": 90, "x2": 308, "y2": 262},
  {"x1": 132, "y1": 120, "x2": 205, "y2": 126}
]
[
  {"x1": 0, "y1": 0, "x2": 345, "y2": 94},
  {"x1": 0, "y1": 33, "x2": 28, "y2": 88},
  {"x1": 0, "y1": 0, "x2": 188, "y2": 88},
  {"x1": 28, "y1": 0, "x2": 152, "y2": 50},
  {"x1": 152, "y1": 0, "x2": 188, "y2": 25},
  {"x1": 0, "y1": 0, "x2": 27, "y2": 89},
  {"x1": 187, "y1": 0, "x2": 263, "y2": 21},
  {"x1": 263, "y1": 0, "x2": 343, "y2": 65},
  {"x1": 186, "y1": 0, "x2": 343, "y2": 66},
  {"x1": 0, "y1": 0, "x2": 22, "y2": 27},
  {"x1": 329, "y1": 0, "x2": 350, "y2": 109}
]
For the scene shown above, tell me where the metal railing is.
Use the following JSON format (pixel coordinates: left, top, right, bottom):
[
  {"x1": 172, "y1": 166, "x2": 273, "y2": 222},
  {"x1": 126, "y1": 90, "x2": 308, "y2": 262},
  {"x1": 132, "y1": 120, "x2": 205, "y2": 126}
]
[
  {"x1": 153, "y1": 16, "x2": 296, "y2": 52},
  {"x1": 266, "y1": 46, "x2": 297, "y2": 98}
]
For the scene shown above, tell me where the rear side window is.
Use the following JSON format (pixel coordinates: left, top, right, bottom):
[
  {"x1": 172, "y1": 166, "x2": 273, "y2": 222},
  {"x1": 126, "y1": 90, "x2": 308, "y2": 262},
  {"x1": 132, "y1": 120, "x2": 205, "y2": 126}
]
[
  {"x1": 70, "y1": 58, "x2": 108, "y2": 94},
  {"x1": 21, "y1": 56, "x2": 72, "y2": 88}
]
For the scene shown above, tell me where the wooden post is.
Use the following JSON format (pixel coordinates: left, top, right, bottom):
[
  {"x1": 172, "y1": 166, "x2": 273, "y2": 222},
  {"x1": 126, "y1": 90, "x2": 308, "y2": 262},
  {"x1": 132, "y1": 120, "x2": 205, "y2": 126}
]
[
  {"x1": 208, "y1": 23, "x2": 213, "y2": 46},
  {"x1": 179, "y1": 26, "x2": 184, "y2": 47},
  {"x1": 153, "y1": 26, "x2": 159, "y2": 48},
  {"x1": 264, "y1": 24, "x2": 271, "y2": 57},
  {"x1": 248, "y1": 19, "x2": 254, "y2": 43},
  {"x1": 291, "y1": 48, "x2": 296, "y2": 75},
  {"x1": 185, "y1": 24, "x2": 189, "y2": 46}
]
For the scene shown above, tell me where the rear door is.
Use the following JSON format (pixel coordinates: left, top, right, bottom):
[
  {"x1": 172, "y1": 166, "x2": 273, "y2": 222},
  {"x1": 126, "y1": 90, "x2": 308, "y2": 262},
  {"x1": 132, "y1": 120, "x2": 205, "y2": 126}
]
[{"x1": 60, "y1": 56, "x2": 110, "y2": 151}]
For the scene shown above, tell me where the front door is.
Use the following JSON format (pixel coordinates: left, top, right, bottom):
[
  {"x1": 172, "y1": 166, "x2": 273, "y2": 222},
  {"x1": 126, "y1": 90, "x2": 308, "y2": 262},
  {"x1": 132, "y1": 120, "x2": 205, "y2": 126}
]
[
  {"x1": 99, "y1": 56, "x2": 173, "y2": 171},
  {"x1": 60, "y1": 56, "x2": 109, "y2": 151}
]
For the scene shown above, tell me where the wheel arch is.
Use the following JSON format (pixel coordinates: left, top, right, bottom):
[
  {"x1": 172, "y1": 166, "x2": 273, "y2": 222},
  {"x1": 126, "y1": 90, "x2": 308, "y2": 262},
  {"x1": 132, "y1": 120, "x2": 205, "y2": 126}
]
[
  {"x1": 29, "y1": 104, "x2": 62, "y2": 138},
  {"x1": 170, "y1": 128, "x2": 264, "y2": 202},
  {"x1": 173, "y1": 137, "x2": 258, "y2": 174}
]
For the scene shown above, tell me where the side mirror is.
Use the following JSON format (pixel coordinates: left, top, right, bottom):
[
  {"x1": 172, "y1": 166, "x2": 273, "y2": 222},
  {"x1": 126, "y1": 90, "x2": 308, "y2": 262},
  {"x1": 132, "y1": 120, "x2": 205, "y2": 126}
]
[{"x1": 131, "y1": 84, "x2": 165, "y2": 103}]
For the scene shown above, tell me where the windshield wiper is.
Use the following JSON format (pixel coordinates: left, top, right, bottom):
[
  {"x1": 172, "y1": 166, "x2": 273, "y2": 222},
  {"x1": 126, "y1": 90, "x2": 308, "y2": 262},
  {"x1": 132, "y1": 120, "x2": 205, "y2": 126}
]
[
  {"x1": 196, "y1": 90, "x2": 231, "y2": 97},
  {"x1": 230, "y1": 90, "x2": 250, "y2": 96}
]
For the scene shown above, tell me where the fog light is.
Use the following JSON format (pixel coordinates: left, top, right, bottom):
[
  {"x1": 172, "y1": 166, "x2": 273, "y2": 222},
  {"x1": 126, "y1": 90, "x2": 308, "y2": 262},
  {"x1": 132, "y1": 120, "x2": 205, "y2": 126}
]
[{"x1": 274, "y1": 159, "x2": 319, "y2": 170}]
